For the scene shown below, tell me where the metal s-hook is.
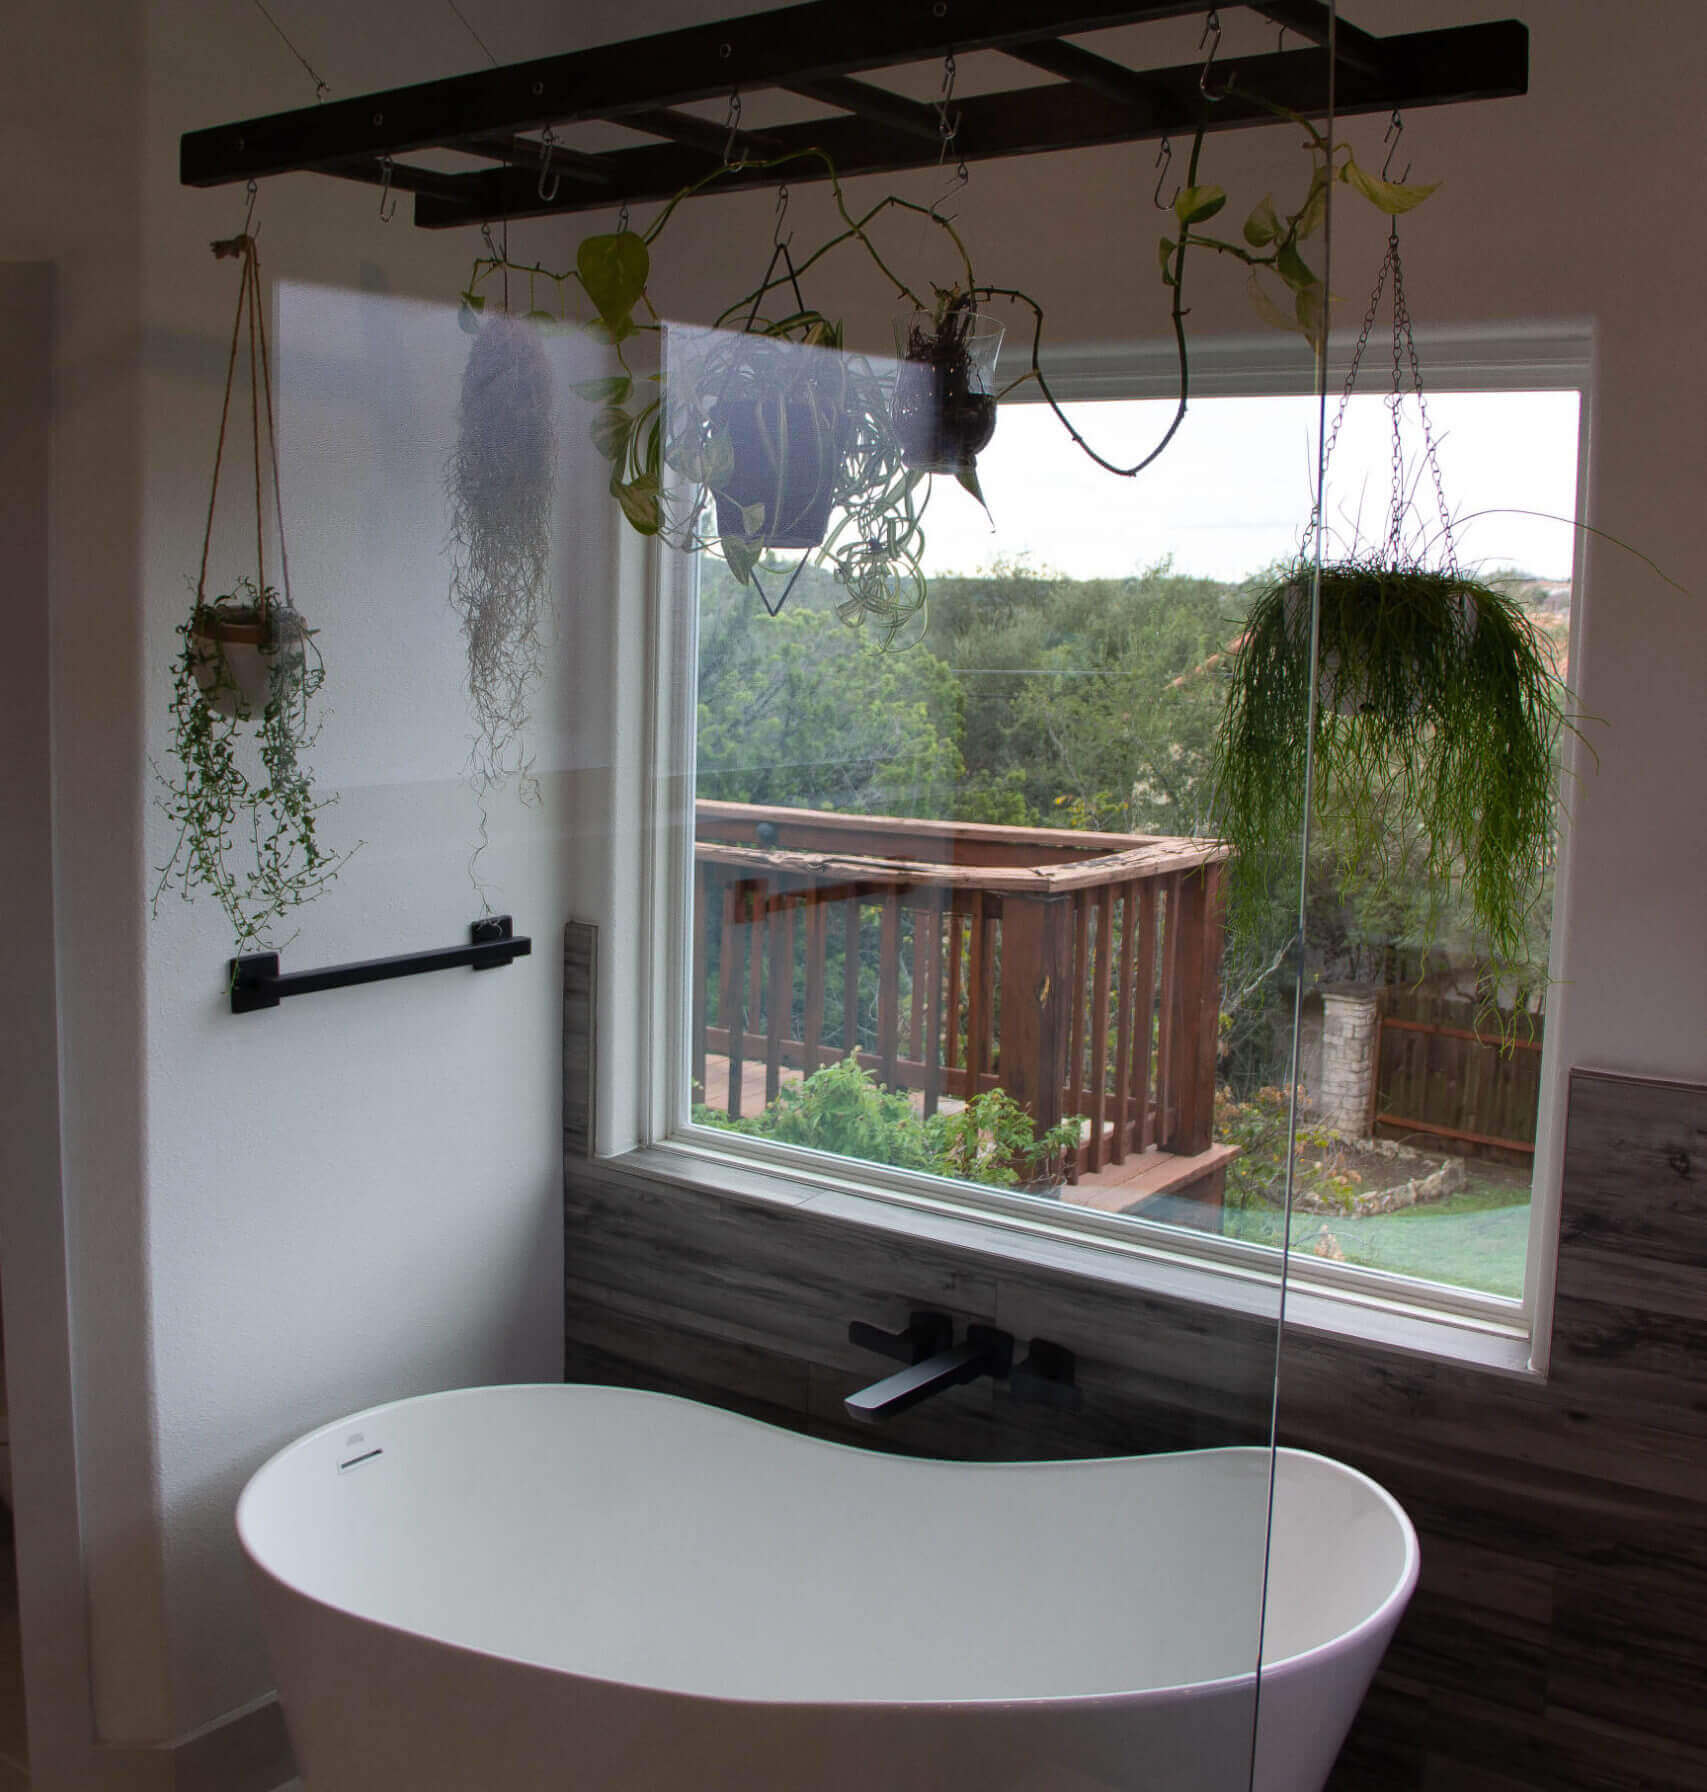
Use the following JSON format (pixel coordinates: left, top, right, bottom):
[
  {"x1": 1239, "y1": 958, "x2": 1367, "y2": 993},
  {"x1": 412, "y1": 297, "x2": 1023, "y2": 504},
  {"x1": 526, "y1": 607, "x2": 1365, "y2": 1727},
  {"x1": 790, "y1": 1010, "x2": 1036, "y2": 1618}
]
[
  {"x1": 772, "y1": 183, "x2": 791, "y2": 246},
  {"x1": 1152, "y1": 136, "x2": 1179, "y2": 210},
  {"x1": 617, "y1": 201, "x2": 631, "y2": 236},
  {"x1": 722, "y1": 90, "x2": 744, "y2": 168},
  {"x1": 377, "y1": 157, "x2": 397, "y2": 223},
  {"x1": 537, "y1": 126, "x2": 560, "y2": 203},
  {"x1": 1199, "y1": 9, "x2": 1225, "y2": 99},
  {"x1": 931, "y1": 158, "x2": 969, "y2": 222},
  {"x1": 1382, "y1": 110, "x2": 1412, "y2": 183},
  {"x1": 242, "y1": 178, "x2": 258, "y2": 238}
]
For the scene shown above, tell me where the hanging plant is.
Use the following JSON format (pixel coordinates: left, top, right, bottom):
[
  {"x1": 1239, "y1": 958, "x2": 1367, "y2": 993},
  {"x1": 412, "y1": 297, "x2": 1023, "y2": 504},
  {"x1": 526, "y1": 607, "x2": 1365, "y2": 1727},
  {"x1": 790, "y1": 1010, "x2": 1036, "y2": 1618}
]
[
  {"x1": 154, "y1": 232, "x2": 351, "y2": 955},
  {"x1": 892, "y1": 288, "x2": 1004, "y2": 498},
  {"x1": 1215, "y1": 562, "x2": 1571, "y2": 965},
  {"x1": 1210, "y1": 214, "x2": 1576, "y2": 972},
  {"x1": 450, "y1": 103, "x2": 1421, "y2": 647},
  {"x1": 445, "y1": 295, "x2": 556, "y2": 795}
]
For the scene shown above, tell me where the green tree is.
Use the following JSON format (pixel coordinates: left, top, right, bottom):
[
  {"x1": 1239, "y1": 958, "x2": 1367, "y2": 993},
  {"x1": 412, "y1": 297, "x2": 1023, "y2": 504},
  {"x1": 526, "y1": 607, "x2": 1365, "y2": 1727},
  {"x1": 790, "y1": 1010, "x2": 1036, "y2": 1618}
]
[{"x1": 696, "y1": 560, "x2": 963, "y2": 817}]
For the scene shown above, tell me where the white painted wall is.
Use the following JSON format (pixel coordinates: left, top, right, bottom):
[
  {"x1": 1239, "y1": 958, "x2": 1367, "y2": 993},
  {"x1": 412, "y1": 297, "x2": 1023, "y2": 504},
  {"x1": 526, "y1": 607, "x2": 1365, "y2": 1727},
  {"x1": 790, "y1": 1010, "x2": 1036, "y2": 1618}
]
[{"x1": 4, "y1": 0, "x2": 1706, "y2": 1782}]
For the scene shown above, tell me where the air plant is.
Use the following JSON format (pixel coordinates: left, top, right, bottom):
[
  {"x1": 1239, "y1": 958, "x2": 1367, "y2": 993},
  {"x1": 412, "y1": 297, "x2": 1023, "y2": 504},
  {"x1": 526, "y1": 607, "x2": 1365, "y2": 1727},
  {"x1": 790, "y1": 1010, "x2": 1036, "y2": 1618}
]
[{"x1": 445, "y1": 308, "x2": 556, "y2": 797}]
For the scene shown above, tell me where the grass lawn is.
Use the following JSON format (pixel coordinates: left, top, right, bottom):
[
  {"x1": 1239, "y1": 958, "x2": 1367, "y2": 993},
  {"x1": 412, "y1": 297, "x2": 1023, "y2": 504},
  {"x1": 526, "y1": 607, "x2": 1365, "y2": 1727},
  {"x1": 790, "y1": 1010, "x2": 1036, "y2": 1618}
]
[
  {"x1": 1211, "y1": 1087, "x2": 1532, "y2": 1298},
  {"x1": 1222, "y1": 1180, "x2": 1531, "y2": 1299}
]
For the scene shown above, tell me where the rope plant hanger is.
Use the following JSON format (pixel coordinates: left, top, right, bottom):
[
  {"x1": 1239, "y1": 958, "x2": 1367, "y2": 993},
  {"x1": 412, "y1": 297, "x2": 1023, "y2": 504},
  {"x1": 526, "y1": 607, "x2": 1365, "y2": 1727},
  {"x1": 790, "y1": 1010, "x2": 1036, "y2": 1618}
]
[
  {"x1": 154, "y1": 215, "x2": 352, "y2": 955},
  {"x1": 1213, "y1": 139, "x2": 1575, "y2": 979}
]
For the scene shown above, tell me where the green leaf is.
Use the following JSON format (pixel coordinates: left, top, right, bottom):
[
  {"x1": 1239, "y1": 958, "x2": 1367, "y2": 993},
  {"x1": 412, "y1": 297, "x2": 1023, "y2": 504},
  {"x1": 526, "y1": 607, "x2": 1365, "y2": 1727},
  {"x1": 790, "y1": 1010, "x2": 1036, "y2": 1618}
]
[
  {"x1": 611, "y1": 473, "x2": 661, "y2": 535},
  {"x1": 576, "y1": 231, "x2": 650, "y2": 335},
  {"x1": 572, "y1": 375, "x2": 632, "y2": 406},
  {"x1": 1295, "y1": 283, "x2": 1328, "y2": 352},
  {"x1": 460, "y1": 291, "x2": 486, "y2": 312},
  {"x1": 701, "y1": 425, "x2": 734, "y2": 488},
  {"x1": 456, "y1": 297, "x2": 483, "y2": 335},
  {"x1": 1295, "y1": 169, "x2": 1329, "y2": 242},
  {"x1": 1275, "y1": 239, "x2": 1318, "y2": 293},
  {"x1": 1242, "y1": 195, "x2": 1281, "y2": 247},
  {"x1": 738, "y1": 500, "x2": 767, "y2": 537},
  {"x1": 1173, "y1": 184, "x2": 1227, "y2": 227},
  {"x1": 721, "y1": 534, "x2": 760, "y2": 585},
  {"x1": 589, "y1": 406, "x2": 633, "y2": 462},
  {"x1": 1157, "y1": 235, "x2": 1177, "y2": 282},
  {"x1": 1340, "y1": 156, "x2": 1440, "y2": 215},
  {"x1": 1245, "y1": 270, "x2": 1299, "y2": 334}
]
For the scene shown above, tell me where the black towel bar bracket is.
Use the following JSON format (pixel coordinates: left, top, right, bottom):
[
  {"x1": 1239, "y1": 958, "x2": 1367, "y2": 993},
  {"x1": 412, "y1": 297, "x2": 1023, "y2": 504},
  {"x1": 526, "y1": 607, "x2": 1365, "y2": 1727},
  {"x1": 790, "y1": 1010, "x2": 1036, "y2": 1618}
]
[{"x1": 227, "y1": 916, "x2": 532, "y2": 1014}]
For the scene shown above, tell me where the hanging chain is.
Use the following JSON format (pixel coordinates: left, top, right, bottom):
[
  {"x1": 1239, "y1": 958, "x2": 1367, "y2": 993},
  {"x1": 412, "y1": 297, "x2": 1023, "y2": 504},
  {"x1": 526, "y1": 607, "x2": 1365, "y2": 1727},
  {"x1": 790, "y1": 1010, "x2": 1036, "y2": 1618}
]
[
  {"x1": 1311, "y1": 215, "x2": 1455, "y2": 573},
  {"x1": 1391, "y1": 231, "x2": 1458, "y2": 573},
  {"x1": 1310, "y1": 235, "x2": 1392, "y2": 555},
  {"x1": 934, "y1": 53, "x2": 960, "y2": 164}
]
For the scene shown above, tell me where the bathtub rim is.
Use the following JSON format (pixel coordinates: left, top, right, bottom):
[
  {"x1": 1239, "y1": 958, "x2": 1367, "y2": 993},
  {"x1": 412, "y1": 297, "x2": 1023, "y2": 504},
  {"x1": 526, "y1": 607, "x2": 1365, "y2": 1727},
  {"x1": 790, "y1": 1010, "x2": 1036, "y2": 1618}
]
[{"x1": 236, "y1": 1381, "x2": 1419, "y2": 1712}]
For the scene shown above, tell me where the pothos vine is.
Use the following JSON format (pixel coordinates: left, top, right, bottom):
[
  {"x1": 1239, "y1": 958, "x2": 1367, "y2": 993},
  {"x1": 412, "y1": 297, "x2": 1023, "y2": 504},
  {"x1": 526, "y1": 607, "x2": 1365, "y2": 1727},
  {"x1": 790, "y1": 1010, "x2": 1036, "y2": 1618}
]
[{"x1": 454, "y1": 115, "x2": 1435, "y2": 643}]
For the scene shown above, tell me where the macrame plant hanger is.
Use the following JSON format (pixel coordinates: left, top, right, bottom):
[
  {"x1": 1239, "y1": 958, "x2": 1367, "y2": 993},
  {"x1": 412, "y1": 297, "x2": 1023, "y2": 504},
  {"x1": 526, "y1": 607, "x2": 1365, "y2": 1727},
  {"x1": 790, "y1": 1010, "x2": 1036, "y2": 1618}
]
[{"x1": 198, "y1": 214, "x2": 297, "y2": 649}]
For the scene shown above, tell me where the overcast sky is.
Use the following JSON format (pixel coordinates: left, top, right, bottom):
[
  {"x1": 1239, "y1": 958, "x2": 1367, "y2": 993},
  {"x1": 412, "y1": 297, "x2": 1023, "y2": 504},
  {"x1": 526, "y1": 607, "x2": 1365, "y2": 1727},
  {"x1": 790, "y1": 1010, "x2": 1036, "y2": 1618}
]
[{"x1": 918, "y1": 390, "x2": 1583, "y2": 585}]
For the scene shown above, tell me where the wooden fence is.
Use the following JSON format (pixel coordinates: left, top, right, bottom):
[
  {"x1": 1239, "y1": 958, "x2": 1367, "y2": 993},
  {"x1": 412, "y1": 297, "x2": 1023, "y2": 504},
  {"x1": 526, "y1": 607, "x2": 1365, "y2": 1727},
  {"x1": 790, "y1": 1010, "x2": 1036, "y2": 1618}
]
[
  {"x1": 1372, "y1": 992, "x2": 1545, "y2": 1162},
  {"x1": 692, "y1": 802, "x2": 1231, "y2": 1182}
]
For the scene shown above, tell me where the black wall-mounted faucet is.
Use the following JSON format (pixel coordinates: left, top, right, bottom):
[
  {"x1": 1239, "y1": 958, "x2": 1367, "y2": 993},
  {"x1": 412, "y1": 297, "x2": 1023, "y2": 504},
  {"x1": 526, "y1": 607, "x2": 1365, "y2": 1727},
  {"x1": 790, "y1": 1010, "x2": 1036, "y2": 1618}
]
[
  {"x1": 844, "y1": 1312, "x2": 1014, "y2": 1423},
  {"x1": 843, "y1": 1312, "x2": 1084, "y2": 1423}
]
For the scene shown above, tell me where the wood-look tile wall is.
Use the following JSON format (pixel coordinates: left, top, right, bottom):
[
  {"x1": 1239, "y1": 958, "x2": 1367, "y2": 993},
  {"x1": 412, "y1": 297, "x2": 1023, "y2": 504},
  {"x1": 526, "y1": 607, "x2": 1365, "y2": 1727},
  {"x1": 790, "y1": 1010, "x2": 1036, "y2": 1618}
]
[{"x1": 563, "y1": 938, "x2": 1707, "y2": 1792}]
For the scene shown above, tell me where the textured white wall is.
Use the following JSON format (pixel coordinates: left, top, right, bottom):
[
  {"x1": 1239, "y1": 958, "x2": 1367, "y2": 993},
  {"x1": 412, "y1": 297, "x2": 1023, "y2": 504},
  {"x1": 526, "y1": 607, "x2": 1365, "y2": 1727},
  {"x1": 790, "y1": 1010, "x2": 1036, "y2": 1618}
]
[{"x1": 5, "y1": 0, "x2": 1706, "y2": 1777}]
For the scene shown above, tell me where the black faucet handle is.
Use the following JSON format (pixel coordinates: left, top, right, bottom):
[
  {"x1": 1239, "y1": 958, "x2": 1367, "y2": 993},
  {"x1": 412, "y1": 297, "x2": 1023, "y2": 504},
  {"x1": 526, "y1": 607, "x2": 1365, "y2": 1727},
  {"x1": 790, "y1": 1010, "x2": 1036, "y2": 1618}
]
[
  {"x1": 1010, "y1": 1338, "x2": 1083, "y2": 1411},
  {"x1": 965, "y1": 1323, "x2": 1015, "y2": 1379},
  {"x1": 848, "y1": 1309, "x2": 955, "y2": 1365}
]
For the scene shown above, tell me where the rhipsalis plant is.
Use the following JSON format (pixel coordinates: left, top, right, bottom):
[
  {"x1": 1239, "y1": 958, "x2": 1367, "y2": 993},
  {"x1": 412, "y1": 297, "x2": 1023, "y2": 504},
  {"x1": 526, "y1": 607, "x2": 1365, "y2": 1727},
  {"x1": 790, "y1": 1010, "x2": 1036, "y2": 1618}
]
[
  {"x1": 1208, "y1": 139, "x2": 1581, "y2": 981},
  {"x1": 1213, "y1": 563, "x2": 1574, "y2": 969}
]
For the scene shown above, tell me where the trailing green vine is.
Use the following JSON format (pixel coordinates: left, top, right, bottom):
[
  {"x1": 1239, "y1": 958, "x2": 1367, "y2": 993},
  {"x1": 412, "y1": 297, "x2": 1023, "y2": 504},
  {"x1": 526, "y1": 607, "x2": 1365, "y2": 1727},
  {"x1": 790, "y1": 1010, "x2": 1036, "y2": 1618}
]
[
  {"x1": 154, "y1": 231, "x2": 353, "y2": 956},
  {"x1": 154, "y1": 579, "x2": 351, "y2": 954}
]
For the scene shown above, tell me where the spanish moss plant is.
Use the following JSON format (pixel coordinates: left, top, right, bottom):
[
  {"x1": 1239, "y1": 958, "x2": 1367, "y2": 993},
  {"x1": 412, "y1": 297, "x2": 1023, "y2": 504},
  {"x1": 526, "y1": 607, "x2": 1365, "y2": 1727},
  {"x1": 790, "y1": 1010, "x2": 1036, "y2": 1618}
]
[
  {"x1": 446, "y1": 311, "x2": 555, "y2": 796},
  {"x1": 154, "y1": 579, "x2": 351, "y2": 955},
  {"x1": 1212, "y1": 562, "x2": 1573, "y2": 968}
]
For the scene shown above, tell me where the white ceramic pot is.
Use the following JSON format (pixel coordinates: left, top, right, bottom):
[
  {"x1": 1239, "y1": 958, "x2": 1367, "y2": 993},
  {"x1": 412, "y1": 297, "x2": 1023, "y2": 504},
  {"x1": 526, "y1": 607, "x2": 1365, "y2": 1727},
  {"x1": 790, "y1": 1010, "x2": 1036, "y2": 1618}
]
[{"x1": 189, "y1": 607, "x2": 308, "y2": 721}]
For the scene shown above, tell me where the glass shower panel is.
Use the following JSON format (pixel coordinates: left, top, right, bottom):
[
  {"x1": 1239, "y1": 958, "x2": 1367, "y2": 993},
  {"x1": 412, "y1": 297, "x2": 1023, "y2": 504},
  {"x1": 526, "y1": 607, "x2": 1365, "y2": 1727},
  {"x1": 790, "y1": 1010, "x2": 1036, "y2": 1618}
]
[{"x1": 654, "y1": 38, "x2": 1341, "y2": 1763}]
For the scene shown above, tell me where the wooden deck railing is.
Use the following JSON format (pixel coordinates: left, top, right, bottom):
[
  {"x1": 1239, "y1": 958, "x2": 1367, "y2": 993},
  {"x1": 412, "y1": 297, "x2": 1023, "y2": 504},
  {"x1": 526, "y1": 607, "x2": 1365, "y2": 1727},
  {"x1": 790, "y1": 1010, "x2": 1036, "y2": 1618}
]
[{"x1": 692, "y1": 802, "x2": 1231, "y2": 1181}]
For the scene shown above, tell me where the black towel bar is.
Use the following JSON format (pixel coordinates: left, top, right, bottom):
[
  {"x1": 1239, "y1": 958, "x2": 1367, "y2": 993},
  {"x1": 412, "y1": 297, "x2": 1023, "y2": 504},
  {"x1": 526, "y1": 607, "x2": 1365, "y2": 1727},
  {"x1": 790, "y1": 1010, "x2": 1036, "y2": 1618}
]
[{"x1": 228, "y1": 916, "x2": 531, "y2": 1014}]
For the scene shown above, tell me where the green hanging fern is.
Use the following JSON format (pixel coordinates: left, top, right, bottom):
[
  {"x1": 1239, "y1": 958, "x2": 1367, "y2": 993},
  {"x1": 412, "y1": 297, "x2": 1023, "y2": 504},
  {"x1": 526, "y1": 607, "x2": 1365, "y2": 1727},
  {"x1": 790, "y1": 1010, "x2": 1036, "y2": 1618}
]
[{"x1": 1211, "y1": 561, "x2": 1575, "y2": 968}]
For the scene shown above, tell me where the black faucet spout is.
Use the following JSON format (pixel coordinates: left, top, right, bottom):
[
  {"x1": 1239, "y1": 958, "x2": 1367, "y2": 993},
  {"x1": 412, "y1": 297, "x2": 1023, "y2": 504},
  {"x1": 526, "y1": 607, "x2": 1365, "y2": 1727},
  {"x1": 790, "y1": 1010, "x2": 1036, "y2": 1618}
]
[{"x1": 844, "y1": 1323, "x2": 1013, "y2": 1423}]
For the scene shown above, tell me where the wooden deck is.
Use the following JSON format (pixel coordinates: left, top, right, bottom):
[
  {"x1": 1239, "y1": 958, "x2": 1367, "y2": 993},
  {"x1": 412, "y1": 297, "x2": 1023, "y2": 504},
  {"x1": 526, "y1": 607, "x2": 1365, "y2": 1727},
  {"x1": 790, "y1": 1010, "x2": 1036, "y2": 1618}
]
[{"x1": 696, "y1": 1053, "x2": 1234, "y2": 1215}]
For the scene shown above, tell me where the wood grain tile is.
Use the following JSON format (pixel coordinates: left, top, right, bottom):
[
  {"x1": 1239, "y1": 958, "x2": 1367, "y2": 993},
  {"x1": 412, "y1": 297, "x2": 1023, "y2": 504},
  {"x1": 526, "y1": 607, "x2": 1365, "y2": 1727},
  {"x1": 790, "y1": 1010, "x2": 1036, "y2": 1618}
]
[{"x1": 566, "y1": 988, "x2": 1707, "y2": 1792}]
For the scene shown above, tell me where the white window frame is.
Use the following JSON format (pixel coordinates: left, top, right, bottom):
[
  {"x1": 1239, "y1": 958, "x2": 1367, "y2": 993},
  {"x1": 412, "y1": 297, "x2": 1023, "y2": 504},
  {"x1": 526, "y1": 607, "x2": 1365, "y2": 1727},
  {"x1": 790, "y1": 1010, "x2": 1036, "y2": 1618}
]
[{"x1": 610, "y1": 320, "x2": 1596, "y2": 1380}]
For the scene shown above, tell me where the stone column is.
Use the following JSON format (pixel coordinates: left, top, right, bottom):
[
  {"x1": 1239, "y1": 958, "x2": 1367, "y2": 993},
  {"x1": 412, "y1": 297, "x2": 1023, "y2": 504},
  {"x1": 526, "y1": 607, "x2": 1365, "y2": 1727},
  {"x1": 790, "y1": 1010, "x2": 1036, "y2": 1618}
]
[{"x1": 1317, "y1": 985, "x2": 1381, "y2": 1138}]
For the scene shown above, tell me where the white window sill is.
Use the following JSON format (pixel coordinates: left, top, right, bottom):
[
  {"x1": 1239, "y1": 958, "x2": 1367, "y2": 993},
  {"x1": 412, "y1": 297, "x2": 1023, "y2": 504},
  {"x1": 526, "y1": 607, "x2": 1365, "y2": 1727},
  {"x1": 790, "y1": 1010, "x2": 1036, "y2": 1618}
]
[{"x1": 592, "y1": 1138, "x2": 1542, "y2": 1382}]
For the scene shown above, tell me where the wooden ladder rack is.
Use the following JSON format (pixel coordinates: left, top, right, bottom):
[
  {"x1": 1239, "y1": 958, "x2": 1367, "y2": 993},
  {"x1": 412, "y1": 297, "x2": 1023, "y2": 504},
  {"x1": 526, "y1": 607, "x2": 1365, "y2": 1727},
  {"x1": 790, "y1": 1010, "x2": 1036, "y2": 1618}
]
[{"x1": 180, "y1": 0, "x2": 1527, "y2": 228}]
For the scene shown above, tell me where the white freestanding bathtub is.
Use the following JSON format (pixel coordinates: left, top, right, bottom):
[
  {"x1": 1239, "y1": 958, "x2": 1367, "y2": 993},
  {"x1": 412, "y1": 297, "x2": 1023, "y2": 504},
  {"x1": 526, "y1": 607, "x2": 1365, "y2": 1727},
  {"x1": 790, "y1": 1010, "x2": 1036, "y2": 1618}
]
[{"x1": 237, "y1": 1384, "x2": 1416, "y2": 1792}]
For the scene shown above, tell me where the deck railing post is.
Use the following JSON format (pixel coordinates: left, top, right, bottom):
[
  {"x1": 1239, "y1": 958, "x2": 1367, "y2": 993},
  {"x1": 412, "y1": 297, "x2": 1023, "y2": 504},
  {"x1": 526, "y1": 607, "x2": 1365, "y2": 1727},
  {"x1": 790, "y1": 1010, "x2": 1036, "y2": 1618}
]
[
  {"x1": 996, "y1": 892, "x2": 1071, "y2": 1137},
  {"x1": 1159, "y1": 862, "x2": 1226, "y2": 1157}
]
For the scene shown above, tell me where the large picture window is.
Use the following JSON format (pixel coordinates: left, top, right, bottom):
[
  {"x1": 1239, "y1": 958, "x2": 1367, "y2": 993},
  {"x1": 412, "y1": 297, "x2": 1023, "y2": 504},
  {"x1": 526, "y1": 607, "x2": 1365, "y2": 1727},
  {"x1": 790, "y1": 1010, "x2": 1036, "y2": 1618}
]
[{"x1": 667, "y1": 354, "x2": 1586, "y2": 1342}]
